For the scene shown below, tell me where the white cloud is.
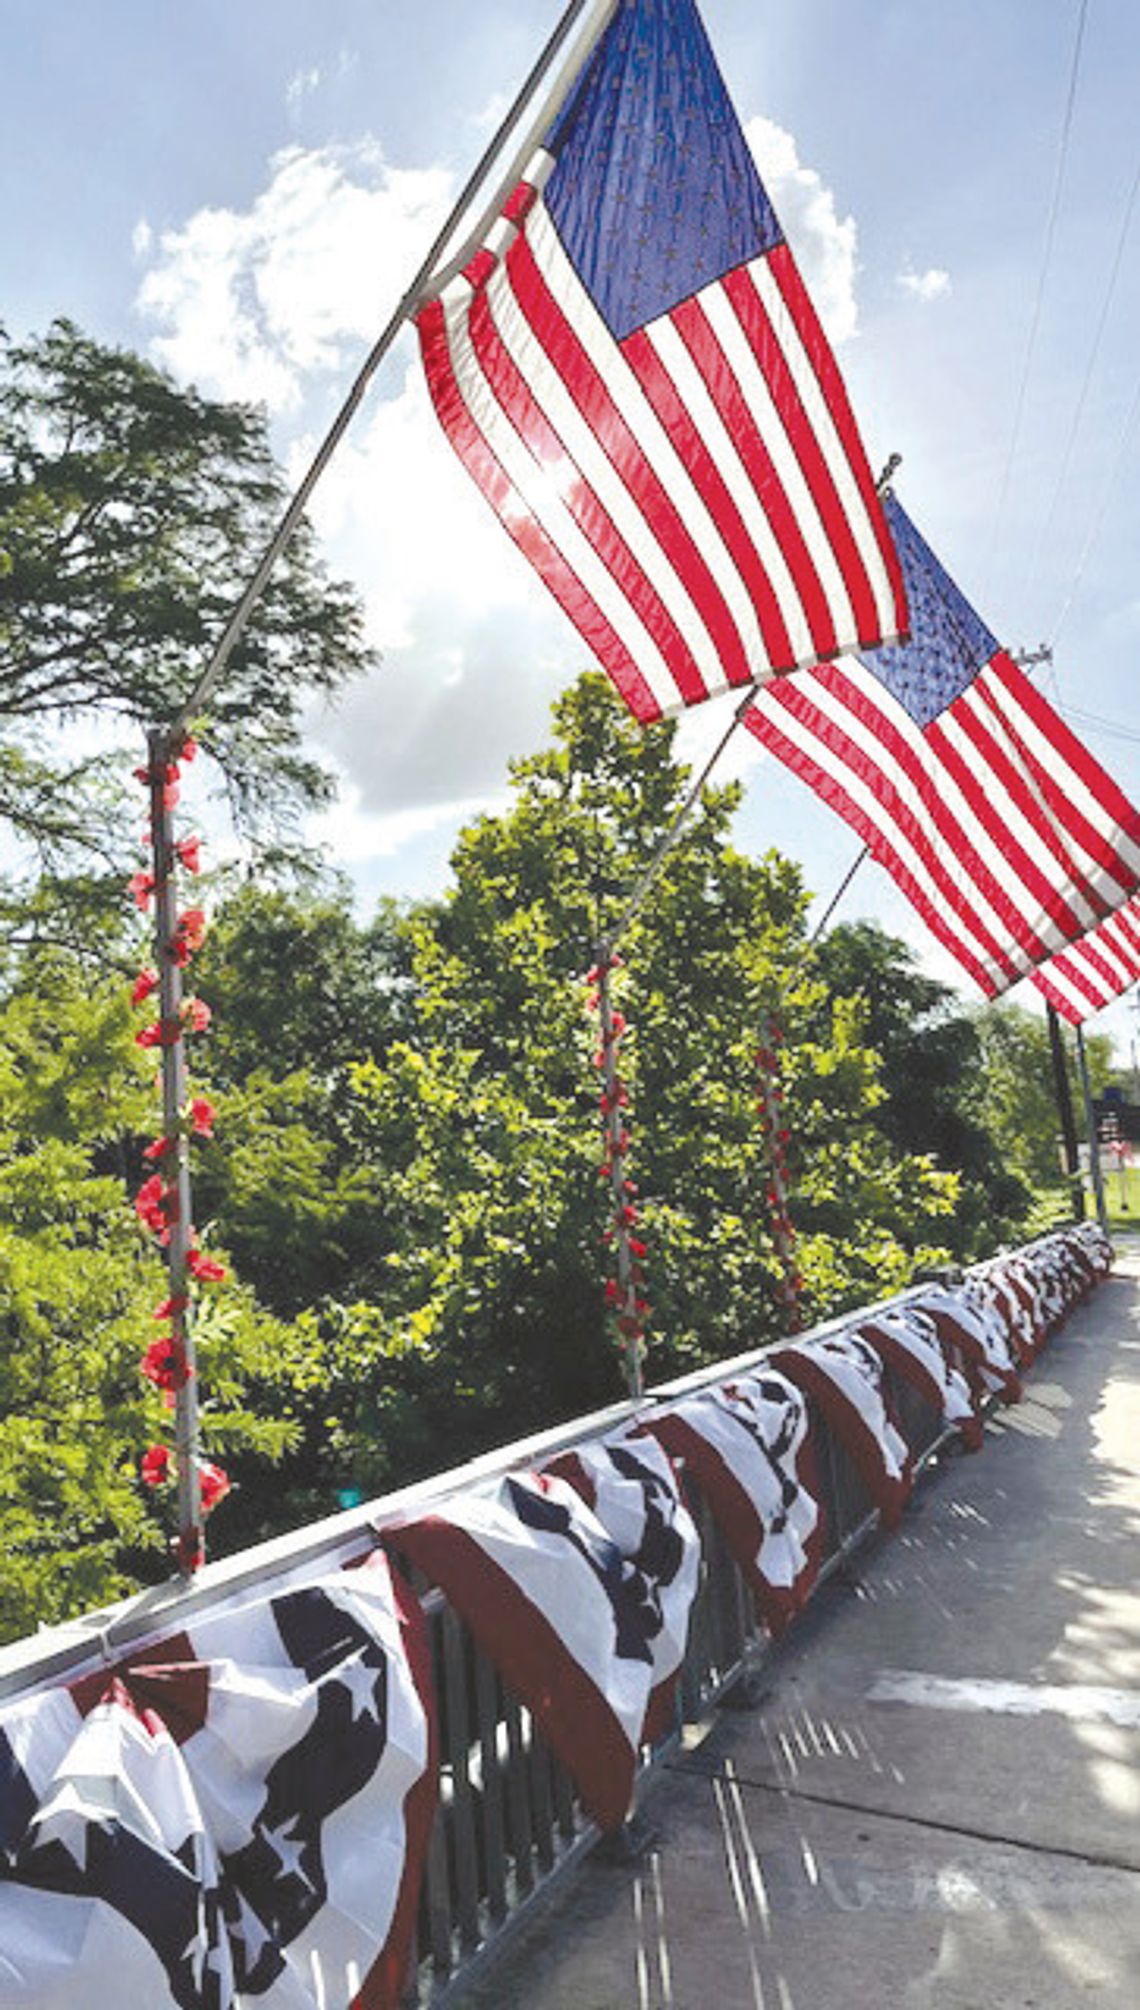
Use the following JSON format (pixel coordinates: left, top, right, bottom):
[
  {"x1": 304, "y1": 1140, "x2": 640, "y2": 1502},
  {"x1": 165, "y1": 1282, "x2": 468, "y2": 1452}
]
[
  {"x1": 897, "y1": 265, "x2": 952, "y2": 304},
  {"x1": 286, "y1": 66, "x2": 322, "y2": 112},
  {"x1": 135, "y1": 143, "x2": 453, "y2": 410},
  {"x1": 744, "y1": 115, "x2": 859, "y2": 344},
  {"x1": 131, "y1": 218, "x2": 153, "y2": 260},
  {"x1": 133, "y1": 118, "x2": 863, "y2": 833},
  {"x1": 308, "y1": 776, "x2": 505, "y2": 866}
]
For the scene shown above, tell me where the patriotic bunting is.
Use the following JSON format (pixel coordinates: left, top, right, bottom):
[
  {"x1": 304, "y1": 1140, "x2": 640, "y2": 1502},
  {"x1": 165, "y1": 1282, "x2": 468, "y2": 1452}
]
[
  {"x1": 0, "y1": 1551, "x2": 437, "y2": 2010},
  {"x1": 744, "y1": 494, "x2": 1140, "y2": 998},
  {"x1": 418, "y1": 0, "x2": 906, "y2": 723},
  {"x1": 384, "y1": 1470, "x2": 661, "y2": 1832},
  {"x1": 851, "y1": 1306, "x2": 983, "y2": 1451},
  {"x1": 639, "y1": 1368, "x2": 824, "y2": 1637},
  {"x1": 769, "y1": 1331, "x2": 912, "y2": 1527},
  {"x1": 909, "y1": 1283, "x2": 1024, "y2": 1407},
  {"x1": 964, "y1": 1267, "x2": 1036, "y2": 1371},
  {"x1": 543, "y1": 1432, "x2": 701, "y2": 1742}
]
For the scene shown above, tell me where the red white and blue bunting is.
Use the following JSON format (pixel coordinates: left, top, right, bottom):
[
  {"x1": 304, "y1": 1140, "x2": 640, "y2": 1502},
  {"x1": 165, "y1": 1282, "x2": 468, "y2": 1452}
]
[{"x1": 0, "y1": 1551, "x2": 436, "y2": 2010}]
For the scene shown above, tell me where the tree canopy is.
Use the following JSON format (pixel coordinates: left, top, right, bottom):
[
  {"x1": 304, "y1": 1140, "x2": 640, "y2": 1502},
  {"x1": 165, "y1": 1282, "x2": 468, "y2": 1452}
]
[
  {"x1": 0, "y1": 326, "x2": 1101, "y2": 1643},
  {"x1": 0, "y1": 320, "x2": 374, "y2": 908}
]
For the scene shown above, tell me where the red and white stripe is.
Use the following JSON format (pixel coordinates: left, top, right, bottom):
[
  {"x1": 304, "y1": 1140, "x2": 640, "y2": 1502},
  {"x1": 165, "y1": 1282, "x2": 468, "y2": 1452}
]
[
  {"x1": 744, "y1": 651, "x2": 1140, "y2": 999},
  {"x1": 418, "y1": 156, "x2": 905, "y2": 723},
  {"x1": 1029, "y1": 893, "x2": 1140, "y2": 1022}
]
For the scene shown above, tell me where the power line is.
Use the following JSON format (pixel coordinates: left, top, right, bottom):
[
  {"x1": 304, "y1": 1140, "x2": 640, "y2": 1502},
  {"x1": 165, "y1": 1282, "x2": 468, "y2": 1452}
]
[
  {"x1": 1049, "y1": 365, "x2": 1140, "y2": 647},
  {"x1": 1056, "y1": 700, "x2": 1140, "y2": 748},
  {"x1": 1021, "y1": 146, "x2": 1140, "y2": 616},
  {"x1": 985, "y1": 0, "x2": 1090, "y2": 601}
]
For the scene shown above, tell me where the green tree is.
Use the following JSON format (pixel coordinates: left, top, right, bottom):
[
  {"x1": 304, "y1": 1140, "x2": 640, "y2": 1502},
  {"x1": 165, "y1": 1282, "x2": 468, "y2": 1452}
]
[
  {"x1": 259, "y1": 676, "x2": 957, "y2": 1510},
  {"x1": 0, "y1": 957, "x2": 302, "y2": 1642},
  {"x1": 972, "y1": 1001, "x2": 1111, "y2": 1193},
  {"x1": 0, "y1": 320, "x2": 374, "y2": 937},
  {"x1": 811, "y1": 922, "x2": 1033, "y2": 1253}
]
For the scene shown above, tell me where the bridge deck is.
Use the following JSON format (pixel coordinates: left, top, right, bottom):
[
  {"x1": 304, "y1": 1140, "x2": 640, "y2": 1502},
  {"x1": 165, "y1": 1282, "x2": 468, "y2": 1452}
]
[{"x1": 455, "y1": 1243, "x2": 1140, "y2": 2010}]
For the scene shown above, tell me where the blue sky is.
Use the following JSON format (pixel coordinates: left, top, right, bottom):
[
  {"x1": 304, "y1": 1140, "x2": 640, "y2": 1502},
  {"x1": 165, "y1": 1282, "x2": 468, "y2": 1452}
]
[{"x1": 4, "y1": 0, "x2": 1140, "y2": 1060}]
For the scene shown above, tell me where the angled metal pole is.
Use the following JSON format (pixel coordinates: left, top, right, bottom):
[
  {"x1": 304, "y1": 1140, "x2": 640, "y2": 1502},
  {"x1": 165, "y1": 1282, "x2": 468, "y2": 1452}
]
[
  {"x1": 599, "y1": 690, "x2": 756, "y2": 958},
  {"x1": 164, "y1": 0, "x2": 619, "y2": 749}
]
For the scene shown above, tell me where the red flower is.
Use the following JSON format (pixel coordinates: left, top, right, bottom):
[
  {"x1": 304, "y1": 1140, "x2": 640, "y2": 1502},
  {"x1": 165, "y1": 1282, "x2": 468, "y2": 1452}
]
[
  {"x1": 153, "y1": 1293, "x2": 189, "y2": 1322},
  {"x1": 186, "y1": 1247, "x2": 226, "y2": 1284},
  {"x1": 609, "y1": 1011, "x2": 627, "y2": 1037},
  {"x1": 628, "y1": 1238, "x2": 648, "y2": 1259},
  {"x1": 128, "y1": 870, "x2": 156, "y2": 911},
  {"x1": 180, "y1": 736, "x2": 198, "y2": 764},
  {"x1": 140, "y1": 1336, "x2": 190, "y2": 1392},
  {"x1": 183, "y1": 997, "x2": 212, "y2": 1035},
  {"x1": 135, "y1": 1175, "x2": 178, "y2": 1236},
  {"x1": 197, "y1": 1462, "x2": 230, "y2": 1513},
  {"x1": 173, "y1": 907, "x2": 207, "y2": 955},
  {"x1": 188, "y1": 1096, "x2": 216, "y2": 1139},
  {"x1": 176, "y1": 834, "x2": 202, "y2": 874},
  {"x1": 135, "y1": 1017, "x2": 181, "y2": 1050},
  {"x1": 135, "y1": 1174, "x2": 166, "y2": 1229},
  {"x1": 143, "y1": 1133, "x2": 177, "y2": 1163},
  {"x1": 131, "y1": 968, "x2": 159, "y2": 1008},
  {"x1": 141, "y1": 1444, "x2": 171, "y2": 1487}
]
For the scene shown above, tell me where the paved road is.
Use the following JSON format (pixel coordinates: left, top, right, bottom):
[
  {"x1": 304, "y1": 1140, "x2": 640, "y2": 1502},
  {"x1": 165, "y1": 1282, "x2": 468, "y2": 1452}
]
[{"x1": 456, "y1": 1242, "x2": 1140, "y2": 2010}]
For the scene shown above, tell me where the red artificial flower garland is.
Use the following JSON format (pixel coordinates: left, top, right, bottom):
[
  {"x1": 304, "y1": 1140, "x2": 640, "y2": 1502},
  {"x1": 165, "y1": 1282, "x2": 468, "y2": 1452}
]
[
  {"x1": 128, "y1": 732, "x2": 229, "y2": 1560},
  {"x1": 587, "y1": 949, "x2": 649, "y2": 1388},
  {"x1": 755, "y1": 1016, "x2": 802, "y2": 1333}
]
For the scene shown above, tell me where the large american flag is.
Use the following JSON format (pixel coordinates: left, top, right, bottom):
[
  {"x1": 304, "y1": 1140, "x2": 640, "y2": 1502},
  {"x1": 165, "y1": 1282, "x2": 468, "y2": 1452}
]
[
  {"x1": 744, "y1": 494, "x2": 1140, "y2": 997},
  {"x1": 417, "y1": 0, "x2": 906, "y2": 723},
  {"x1": 1028, "y1": 891, "x2": 1140, "y2": 1022}
]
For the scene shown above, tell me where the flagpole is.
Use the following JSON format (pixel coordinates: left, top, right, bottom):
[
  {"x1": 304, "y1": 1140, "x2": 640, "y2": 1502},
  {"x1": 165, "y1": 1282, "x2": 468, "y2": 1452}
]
[
  {"x1": 1046, "y1": 1002, "x2": 1084, "y2": 1220},
  {"x1": 1075, "y1": 1021, "x2": 1110, "y2": 1233},
  {"x1": 163, "y1": 0, "x2": 620, "y2": 751},
  {"x1": 596, "y1": 689, "x2": 756, "y2": 960}
]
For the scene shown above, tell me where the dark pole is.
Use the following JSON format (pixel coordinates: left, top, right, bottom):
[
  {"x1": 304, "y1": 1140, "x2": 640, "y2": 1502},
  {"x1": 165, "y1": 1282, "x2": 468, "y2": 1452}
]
[
  {"x1": 1075, "y1": 1022, "x2": 1110, "y2": 1234},
  {"x1": 1046, "y1": 1002, "x2": 1084, "y2": 1219}
]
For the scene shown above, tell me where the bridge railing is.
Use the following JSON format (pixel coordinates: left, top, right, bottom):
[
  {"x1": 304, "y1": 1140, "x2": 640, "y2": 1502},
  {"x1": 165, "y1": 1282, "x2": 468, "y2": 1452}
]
[{"x1": 0, "y1": 1256, "x2": 1058, "y2": 2007}]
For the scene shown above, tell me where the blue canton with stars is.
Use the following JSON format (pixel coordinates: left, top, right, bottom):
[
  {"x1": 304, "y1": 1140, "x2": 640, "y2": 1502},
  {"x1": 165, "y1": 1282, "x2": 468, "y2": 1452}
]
[
  {"x1": 860, "y1": 494, "x2": 999, "y2": 728},
  {"x1": 544, "y1": 0, "x2": 782, "y2": 342}
]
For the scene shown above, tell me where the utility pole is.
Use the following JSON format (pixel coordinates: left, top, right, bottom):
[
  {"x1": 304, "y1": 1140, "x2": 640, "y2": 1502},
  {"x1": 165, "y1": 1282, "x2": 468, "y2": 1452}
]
[{"x1": 1046, "y1": 1003, "x2": 1084, "y2": 1221}]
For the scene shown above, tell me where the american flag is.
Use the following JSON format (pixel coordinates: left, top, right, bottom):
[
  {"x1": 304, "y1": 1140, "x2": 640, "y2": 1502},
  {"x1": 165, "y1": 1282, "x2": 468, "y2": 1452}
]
[
  {"x1": 0, "y1": 1552, "x2": 436, "y2": 2010},
  {"x1": 744, "y1": 494, "x2": 1140, "y2": 998},
  {"x1": 1028, "y1": 892, "x2": 1140, "y2": 1022},
  {"x1": 418, "y1": 0, "x2": 906, "y2": 723}
]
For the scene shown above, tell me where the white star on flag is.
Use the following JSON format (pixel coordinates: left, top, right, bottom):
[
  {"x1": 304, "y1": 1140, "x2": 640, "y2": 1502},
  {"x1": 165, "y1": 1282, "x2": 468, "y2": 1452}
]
[{"x1": 332, "y1": 1652, "x2": 384, "y2": 1723}]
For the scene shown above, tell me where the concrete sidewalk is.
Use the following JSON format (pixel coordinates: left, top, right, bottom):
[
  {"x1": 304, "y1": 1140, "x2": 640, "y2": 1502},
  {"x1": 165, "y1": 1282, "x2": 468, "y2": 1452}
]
[{"x1": 456, "y1": 1243, "x2": 1140, "y2": 2010}]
